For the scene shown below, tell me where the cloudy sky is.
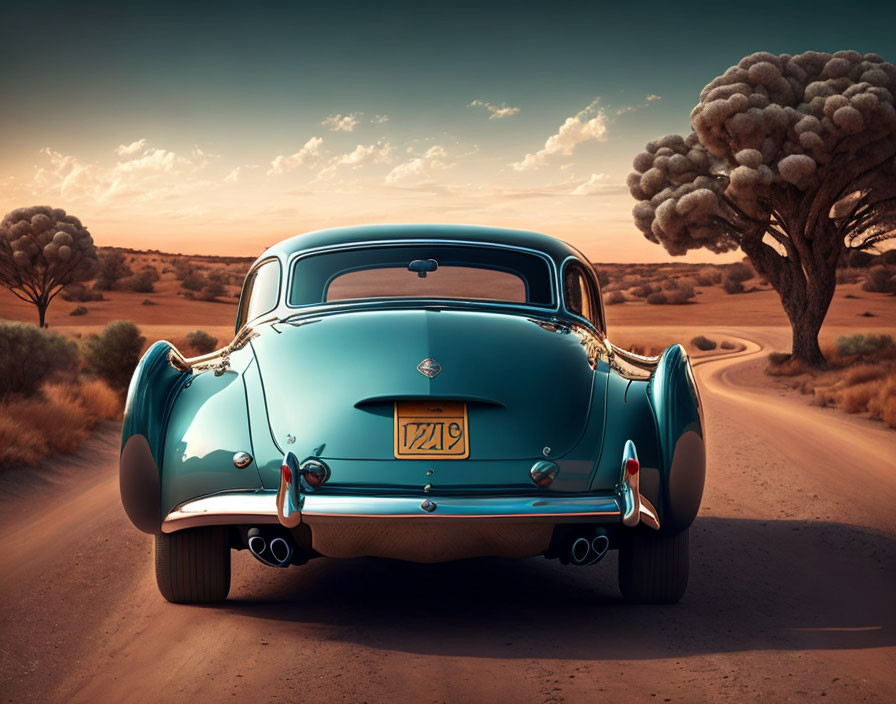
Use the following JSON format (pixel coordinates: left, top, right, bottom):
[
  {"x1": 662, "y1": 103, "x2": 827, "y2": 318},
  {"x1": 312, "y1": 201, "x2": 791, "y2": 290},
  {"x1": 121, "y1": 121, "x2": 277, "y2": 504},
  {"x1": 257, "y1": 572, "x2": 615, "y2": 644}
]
[{"x1": 1, "y1": 1, "x2": 893, "y2": 261}]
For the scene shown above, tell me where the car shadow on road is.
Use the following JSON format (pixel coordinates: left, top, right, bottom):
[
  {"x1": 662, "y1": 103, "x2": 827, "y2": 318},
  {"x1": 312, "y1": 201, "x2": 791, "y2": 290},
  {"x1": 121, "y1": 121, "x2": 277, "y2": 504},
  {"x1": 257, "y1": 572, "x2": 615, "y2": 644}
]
[{"x1": 215, "y1": 516, "x2": 896, "y2": 660}]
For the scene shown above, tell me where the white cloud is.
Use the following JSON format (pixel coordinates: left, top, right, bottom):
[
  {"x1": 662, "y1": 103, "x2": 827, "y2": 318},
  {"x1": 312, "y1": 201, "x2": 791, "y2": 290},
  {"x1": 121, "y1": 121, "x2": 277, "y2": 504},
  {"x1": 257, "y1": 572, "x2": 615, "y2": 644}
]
[
  {"x1": 372, "y1": 114, "x2": 390, "y2": 124},
  {"x1": 646, "y1": 94, "x2": 662, "y2": 102},
  {"x1": 572, "y1": 172, "x2": 608, "y2": 195},
  {"x1": 322, "y1": 113, "x2": 361, "y2": 132},
  {"x1": 317, "y1": 141, "x2": 393, "y2": 179},
  {"x1": 115, "y1": 139, "x2": 148, "y2": 157},
  {"x1": 469, "y1": 99, "x2": 520, "y2": 120},
  {"x1": 34, "y1": 142, "x2": 207, "y2": 203},
  {"x1": 224, "y1": 167, "x2": 241, "y2": 183},
  {"x1": 268, "y1": 137, "x2": 324, "y2": 175},
  {"x1": 512, "y1": 98, "x2": 607, "y2": 171},
  {"x1": 385, "y1": 145, "x2": 452, "y2": 185}
]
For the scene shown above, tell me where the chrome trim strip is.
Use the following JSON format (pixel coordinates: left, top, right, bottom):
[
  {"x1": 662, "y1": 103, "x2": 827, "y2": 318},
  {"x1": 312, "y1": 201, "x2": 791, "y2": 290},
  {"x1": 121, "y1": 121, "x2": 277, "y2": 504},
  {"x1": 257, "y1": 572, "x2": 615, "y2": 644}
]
[{"x1": 162, "y1": 490, "x2": 623, "y2": 532}]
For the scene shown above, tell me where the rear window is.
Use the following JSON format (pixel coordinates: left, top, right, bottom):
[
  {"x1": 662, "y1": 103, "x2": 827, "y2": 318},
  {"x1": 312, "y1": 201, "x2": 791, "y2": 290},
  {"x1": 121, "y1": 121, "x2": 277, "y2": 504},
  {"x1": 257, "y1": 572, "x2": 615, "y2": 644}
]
[{"x1": 288, "y1": 245, "x2": 554, "y2": 307}]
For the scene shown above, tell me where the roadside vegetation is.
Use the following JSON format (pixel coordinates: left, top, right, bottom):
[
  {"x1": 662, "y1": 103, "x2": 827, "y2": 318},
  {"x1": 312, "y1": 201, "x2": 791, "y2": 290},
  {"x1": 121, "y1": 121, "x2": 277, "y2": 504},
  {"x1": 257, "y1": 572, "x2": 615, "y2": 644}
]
[
  {"x1": 766, "y1": 333, "x2": 896, "y2": 428},
  {"x1": 0, "y1": 320, "x2": 144, "y2": 468}
]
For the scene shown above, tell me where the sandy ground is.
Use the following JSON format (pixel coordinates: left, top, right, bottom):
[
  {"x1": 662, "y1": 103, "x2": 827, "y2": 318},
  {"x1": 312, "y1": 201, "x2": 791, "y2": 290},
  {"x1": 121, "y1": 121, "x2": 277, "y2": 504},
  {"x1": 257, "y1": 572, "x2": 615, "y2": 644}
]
[{"x1": 0, "y1": 326, "x2": 894, "y2": 703}]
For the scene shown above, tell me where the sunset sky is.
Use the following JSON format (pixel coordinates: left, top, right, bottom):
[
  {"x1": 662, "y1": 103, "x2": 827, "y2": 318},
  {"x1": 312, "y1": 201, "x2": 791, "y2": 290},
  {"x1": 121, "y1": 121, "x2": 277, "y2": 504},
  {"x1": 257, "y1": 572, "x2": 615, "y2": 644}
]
[{"x1": 2, "y1": 1, "x2": 893, "y2": 262}]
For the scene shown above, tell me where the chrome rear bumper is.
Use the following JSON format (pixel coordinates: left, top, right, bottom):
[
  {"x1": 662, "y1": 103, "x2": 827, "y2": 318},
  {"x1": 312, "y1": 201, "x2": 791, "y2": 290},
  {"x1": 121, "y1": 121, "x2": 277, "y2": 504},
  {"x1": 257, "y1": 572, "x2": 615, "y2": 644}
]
[{"x1": 161, "y1": 491, "x2": 623, "y2": 533}]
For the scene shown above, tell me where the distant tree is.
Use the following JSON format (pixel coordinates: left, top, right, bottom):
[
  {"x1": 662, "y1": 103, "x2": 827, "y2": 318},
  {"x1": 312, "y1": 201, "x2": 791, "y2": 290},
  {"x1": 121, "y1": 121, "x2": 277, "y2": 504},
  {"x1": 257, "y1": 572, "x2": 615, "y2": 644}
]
[
  {"x1": 0, "y1": 206, "x2": 99, "y2": 326},
  {"x1": 628, "y1": 51, "x2": 896, "y2": 365}
]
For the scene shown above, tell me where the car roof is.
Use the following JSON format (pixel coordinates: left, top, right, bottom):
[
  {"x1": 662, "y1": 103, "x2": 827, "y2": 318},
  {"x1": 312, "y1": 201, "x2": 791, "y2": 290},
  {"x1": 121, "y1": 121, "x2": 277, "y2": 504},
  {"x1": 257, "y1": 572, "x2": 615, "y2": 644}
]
[{"x1": 254, "y1": 224, "x2": 587, "y2": 268}]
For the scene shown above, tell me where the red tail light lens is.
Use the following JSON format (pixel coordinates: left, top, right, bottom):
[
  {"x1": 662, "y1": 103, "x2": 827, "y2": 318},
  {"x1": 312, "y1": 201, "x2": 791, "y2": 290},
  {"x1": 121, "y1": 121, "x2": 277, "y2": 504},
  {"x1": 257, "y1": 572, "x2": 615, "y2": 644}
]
[
  {"x1": 625, "y1": 458, "x2": 639, "y2": 476},
  {"x1": 281, "y1": 465, "x2": 292, "y2": 483}
]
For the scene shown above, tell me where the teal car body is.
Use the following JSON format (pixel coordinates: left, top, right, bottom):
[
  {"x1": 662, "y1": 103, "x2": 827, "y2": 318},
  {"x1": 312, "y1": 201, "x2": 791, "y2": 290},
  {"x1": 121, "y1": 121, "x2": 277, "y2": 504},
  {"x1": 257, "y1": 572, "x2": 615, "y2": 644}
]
[{"x1": 121, "y1": 225, "x2": 705, "y2": 603}]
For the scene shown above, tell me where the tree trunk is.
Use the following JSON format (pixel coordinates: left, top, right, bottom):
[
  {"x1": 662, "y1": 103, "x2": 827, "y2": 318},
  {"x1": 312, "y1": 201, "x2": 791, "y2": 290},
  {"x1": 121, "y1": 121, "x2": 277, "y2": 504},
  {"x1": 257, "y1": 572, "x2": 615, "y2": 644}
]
[
  {"x1": 743, "y1": 238, "x2": 837, "y2": 367},
  {"x1": 37, "y1": 302, "x2": 47, "y2": 328},
  {"x1": 786, "y1": 304, "x2": 827, "y2": 366}
]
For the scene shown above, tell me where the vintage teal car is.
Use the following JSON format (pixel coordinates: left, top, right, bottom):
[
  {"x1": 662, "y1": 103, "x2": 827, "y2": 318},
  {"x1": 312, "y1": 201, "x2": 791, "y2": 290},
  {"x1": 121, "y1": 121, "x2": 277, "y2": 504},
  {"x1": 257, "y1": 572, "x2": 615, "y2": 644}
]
[{"x1": 120, "y1": 225, "x2": 705, "y2": 604}]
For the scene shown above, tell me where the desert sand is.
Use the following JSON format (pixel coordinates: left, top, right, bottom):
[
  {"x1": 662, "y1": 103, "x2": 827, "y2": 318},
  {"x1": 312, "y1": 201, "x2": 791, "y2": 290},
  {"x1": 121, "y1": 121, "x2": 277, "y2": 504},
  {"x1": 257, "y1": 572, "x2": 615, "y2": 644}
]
[{"x1": 0, "y1": 325, "x2": 894, "y2": 703}]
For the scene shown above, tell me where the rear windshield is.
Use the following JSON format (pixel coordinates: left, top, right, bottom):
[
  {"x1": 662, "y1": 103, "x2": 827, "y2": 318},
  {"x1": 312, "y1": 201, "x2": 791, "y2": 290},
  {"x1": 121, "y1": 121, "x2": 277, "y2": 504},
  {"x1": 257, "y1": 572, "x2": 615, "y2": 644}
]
[{"x1": 288, "y1": 245, "x2": 554, "y2": 307}]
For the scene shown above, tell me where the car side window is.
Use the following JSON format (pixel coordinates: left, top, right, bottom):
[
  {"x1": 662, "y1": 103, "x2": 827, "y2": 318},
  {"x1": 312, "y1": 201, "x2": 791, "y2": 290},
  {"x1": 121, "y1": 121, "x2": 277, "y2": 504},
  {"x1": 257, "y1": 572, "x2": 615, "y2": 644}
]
[
  {"x1": 236, "y1": 259, "x2": 281, "y2": 329},
  {"x1": 563, "y1": 261, "x2": 599, "y2": 329}
]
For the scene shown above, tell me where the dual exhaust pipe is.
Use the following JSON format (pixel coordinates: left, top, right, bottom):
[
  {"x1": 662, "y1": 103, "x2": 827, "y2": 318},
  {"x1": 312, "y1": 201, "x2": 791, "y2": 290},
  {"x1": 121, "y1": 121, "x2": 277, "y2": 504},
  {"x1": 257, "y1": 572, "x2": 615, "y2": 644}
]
[
  {"x1": 247, "y1": 527, "x2": 294, "y2": 568},
  {"x1": 566, "y1": 532, "x2": 609, "y2": 567}
]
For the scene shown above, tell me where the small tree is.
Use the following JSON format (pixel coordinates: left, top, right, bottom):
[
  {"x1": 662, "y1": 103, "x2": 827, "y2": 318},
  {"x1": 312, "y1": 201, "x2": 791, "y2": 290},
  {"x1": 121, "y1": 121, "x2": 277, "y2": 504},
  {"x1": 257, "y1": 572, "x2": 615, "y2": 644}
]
[
  {"x1": 628, "y1": 51, "x2": 896, "y2": 365},
  {"x1": 0, "y1": 206, "x2": 99, "y2": 326}
]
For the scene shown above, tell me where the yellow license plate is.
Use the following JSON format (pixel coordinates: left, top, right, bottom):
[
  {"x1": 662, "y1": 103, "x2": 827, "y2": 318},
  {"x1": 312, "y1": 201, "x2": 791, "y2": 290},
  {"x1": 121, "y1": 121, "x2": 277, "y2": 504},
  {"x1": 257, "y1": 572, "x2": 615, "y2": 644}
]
[{"x1": 394, "y1": 401, "x2": 469, "y2": 459}]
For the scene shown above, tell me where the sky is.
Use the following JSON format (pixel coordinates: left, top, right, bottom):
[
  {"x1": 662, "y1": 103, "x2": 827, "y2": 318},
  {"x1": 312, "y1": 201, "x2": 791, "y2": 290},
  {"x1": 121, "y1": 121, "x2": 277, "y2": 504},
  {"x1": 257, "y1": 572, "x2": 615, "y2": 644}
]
[{"x1": 1, "y1": 0, "x2": 894, "y2": 262}]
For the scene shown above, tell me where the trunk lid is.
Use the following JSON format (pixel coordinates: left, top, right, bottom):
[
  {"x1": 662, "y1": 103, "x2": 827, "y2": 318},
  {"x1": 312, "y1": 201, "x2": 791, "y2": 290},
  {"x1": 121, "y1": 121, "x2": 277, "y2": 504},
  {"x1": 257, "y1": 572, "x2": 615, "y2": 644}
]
[{"x1": 251, "y1": 308, "x2": 605, "y2": 472}]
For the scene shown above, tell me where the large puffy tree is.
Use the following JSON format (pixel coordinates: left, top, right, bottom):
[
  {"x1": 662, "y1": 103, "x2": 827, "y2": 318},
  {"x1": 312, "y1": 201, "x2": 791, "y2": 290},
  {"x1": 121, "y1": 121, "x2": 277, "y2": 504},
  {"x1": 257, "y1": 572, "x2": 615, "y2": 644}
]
[
  {"x1": 628, "y1": 51, "x2": 896, "y2": 364},
  {"x1": 0, "y1": 206, "x2": 99, "y2": 326}
]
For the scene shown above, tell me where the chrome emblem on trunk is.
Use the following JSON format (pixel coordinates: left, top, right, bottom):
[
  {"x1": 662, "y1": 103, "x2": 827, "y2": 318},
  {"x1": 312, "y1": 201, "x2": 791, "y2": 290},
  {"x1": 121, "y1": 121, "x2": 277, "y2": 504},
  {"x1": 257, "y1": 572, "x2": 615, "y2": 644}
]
[{"x1": 417, "y1": 358, "x2": 442, "y2": 378}]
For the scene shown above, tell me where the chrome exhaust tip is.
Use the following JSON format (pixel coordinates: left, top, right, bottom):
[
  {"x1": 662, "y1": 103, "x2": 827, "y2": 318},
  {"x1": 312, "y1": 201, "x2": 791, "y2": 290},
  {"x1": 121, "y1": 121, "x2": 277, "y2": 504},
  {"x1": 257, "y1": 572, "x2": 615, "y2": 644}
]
[
  {"x1": 590, "y1": 534, "x2": 609, "y2": 562},
  {"x1": 570, "y1": 537, "x2": 591, "y2": 565},
  {"x1": 269, "y1": 537, "x2": 293, "y2": 566},
  {"x1": 247, "y1": 528, "x2": 267, "y2": 558}
]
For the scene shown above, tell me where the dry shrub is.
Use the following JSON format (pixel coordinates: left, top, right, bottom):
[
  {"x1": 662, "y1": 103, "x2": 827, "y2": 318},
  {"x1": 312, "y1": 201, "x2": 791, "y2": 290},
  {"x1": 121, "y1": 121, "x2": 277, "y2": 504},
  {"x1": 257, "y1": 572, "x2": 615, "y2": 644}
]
[
  {"x1": 844, "y1": 364, "x2": 888, "y2": 385},
  {"x1": 838, "y1": 381, "x2": 879, "y2": 414},
  {"x1": 836, "y1": 334, "x2": 895, "y2": 359},
  {"x1": 720, "y1": 340, "x2": 736, "y2": 350},
  {"x1": 868, "y1": 374, "x2": 896, "y2": 428},
  {"x1": 605, "y1": 290, "x2": 626, "y2": 305},
  {"x1": 76, "y1": 379, "x2": 122, "y2": 420},
  {"x1": 765, "y1": 353, "x2": 811, "y2": 376},
  {"x1": 0, "y1": 380, "x2": 121, "y2": 468},
  {"x1": 0, "y1": 415, "x2": 47, "y2": 467},
  {"x1": 691, "y1": 335, "x2": 717, "y2": 351}
]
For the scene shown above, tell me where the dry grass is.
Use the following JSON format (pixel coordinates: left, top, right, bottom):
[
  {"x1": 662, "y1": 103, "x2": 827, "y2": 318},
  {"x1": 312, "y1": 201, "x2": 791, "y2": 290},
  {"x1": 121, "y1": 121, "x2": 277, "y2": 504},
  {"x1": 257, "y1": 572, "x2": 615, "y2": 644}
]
[
  {"x1": 767, "y1": 338, "x2": 896, "y2": 428},
  {"x1": 0, "y1": 380, "x2": 121, "y2": 469},
  {"x1": 868, "y1": 375, "x2": 896, "y2": 427}
]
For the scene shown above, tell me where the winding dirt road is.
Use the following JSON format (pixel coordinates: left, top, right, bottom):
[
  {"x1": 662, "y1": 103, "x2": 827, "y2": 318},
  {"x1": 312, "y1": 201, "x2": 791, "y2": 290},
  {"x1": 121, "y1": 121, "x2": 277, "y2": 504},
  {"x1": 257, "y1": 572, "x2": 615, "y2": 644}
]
[{"x1": 1, "y1": 327, "x2": 894, "y2": 703}]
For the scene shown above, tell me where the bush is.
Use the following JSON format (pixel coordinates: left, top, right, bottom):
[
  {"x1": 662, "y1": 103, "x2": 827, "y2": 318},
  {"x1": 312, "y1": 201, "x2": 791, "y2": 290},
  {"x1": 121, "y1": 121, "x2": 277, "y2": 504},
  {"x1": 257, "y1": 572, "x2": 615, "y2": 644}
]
[
  {"x1": 181, "y1": 272, "x2": 205, "y2": 291},
  {"x1": 0, "y1": 322, "x2": 79, "y2": 397},
  {"x1": 868, "y1": 374, "x2": 896, "y2": 428},
  {"x1": 722, "y1": 274, "x2": 745, "y2": 294},
  {"x1": 60, "y1": 282, "x2": 104, "y2": 302},
  {"x1": 70, "y1": 305, "x2": 88, "y2": 316},
  {"x1": 95, "y1": 250, "x2": 132, "y2": 290},
  {"x1": 691, "y1": 335, "x2": 717, "y2": 351},
  {"x1": 836, "y1": 334, "x2": 895, "y2": 358},
  {"x1": 862, "y1": 266, "x2": 896, "y2": 294},
  {"x1": 697, "y1": 267, "x2": 722, "y2": 285},
  {"x1": 82, "y1": 321, "x2": 145, "y2": 390},
  {"x1": 120, "y1": 266, "x2": 159, "y2": 293},
  {"x1": 605, "y1": 290, "x2": 626, "y2": 305},
  {"x1": 645, "y1": 291, "x2": 667, "y2": 304},
  {"x1": 186, "y1": 330, "x2": 218, "y2": 354},
  {"x1": 727, "y1": 261, "x2": 754, "y2": 282},
  {"x1": 200, "y1": 281, "x2": 226, "y2": 301},
  {"x1": 720, "y1": 340, "x2": 736, "y2": 350}
]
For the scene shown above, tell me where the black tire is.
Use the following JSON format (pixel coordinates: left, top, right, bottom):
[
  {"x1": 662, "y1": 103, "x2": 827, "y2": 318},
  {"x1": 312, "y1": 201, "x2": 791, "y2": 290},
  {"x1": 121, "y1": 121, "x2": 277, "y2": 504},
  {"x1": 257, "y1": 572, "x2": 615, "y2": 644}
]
[
  {"x1": 155, "y1": 527, "x2": 231, "y2": 603},
  {"x1": 618, "y1": 527, "x2": 689, "y2": 604}
]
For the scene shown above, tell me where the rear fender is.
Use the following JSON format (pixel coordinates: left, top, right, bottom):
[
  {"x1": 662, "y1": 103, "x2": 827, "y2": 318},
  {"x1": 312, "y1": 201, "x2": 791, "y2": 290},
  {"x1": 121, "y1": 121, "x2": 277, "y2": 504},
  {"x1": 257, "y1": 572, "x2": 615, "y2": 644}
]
[
  {"x1": 647, "y1": 344, "x2": 705, "y2": 532},
  {"x1": 120, "y1": 341, "x2": 190, "y2": 533}
]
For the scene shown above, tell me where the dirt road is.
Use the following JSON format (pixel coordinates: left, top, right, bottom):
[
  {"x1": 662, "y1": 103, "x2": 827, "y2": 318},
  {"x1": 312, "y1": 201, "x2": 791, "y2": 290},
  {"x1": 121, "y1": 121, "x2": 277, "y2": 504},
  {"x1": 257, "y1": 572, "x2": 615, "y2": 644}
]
[{"x1": 1, "y1": 327, "x2": 894, "y2": 703}]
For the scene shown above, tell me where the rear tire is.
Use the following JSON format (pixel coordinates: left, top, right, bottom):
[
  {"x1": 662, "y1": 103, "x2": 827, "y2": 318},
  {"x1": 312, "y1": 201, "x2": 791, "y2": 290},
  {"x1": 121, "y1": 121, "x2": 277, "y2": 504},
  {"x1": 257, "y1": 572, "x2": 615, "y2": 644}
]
[
  {"x1": 155, "y1": 527, "x2": 231, "y2": 603},
  {"x1": 618, "y1": 527, "x2": 688, "y2": 604}
]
